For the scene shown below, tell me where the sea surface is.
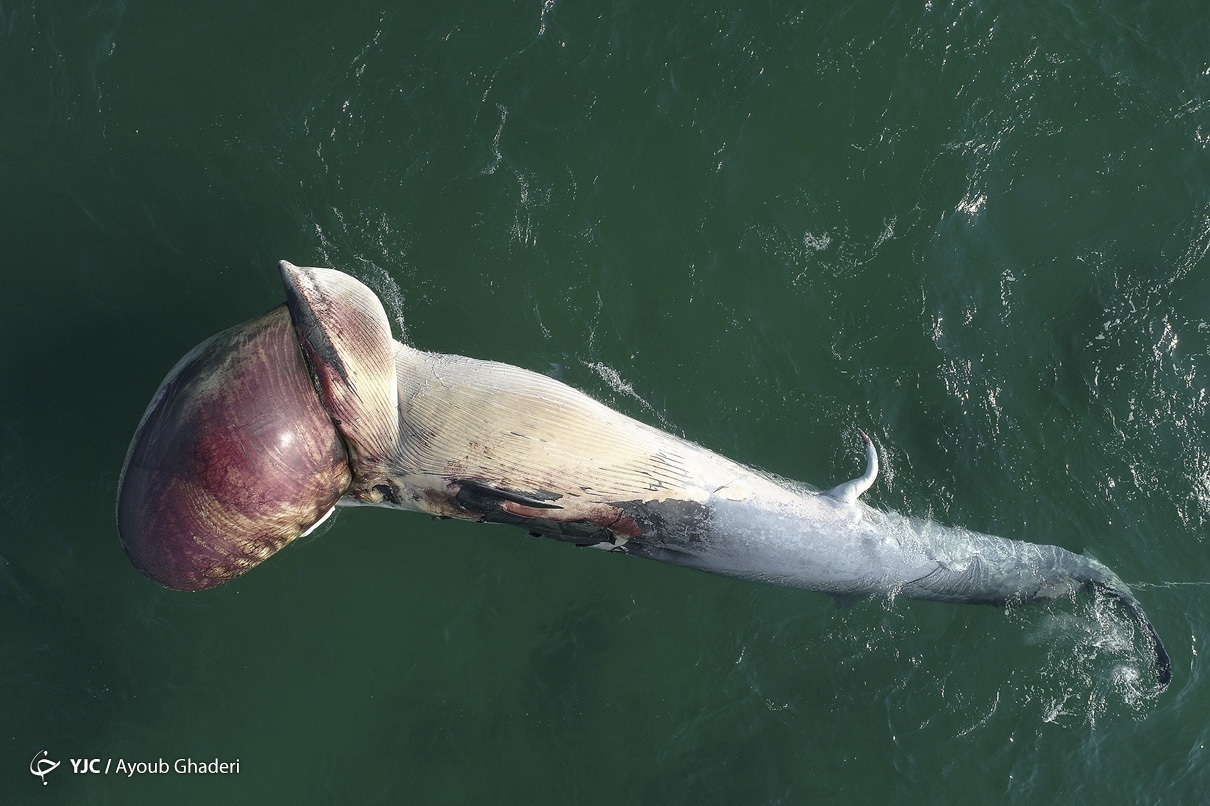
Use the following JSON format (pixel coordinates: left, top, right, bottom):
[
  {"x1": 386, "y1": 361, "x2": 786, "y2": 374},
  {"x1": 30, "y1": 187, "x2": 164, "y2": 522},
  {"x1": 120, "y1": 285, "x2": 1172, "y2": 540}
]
[{"x1": 3, "y1": 1, "x2": 1208, "y2": 802}]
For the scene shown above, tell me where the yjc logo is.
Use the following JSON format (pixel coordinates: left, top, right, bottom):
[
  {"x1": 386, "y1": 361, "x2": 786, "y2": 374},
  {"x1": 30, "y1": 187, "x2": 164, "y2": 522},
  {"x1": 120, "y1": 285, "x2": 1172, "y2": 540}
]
[
  {"x1": 30, "y1": 750, "x2": 60, "y2": 785},
  {"x1": 71, "y1": 758, "x2": 105, "y2": 773}
]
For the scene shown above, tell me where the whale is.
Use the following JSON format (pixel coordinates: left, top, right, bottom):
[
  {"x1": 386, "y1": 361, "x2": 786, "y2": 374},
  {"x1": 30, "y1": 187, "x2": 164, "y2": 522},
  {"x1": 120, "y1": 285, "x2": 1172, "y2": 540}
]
[{"x1": 116, "y1": 261, "x2": 1171, "y2": 689}]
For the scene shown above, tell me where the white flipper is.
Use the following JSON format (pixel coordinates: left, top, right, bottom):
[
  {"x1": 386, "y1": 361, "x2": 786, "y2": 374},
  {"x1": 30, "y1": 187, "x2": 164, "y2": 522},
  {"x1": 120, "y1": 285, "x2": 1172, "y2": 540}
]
[{"x1": 824, "y1": 430, "x2": 878, "y2": 504}]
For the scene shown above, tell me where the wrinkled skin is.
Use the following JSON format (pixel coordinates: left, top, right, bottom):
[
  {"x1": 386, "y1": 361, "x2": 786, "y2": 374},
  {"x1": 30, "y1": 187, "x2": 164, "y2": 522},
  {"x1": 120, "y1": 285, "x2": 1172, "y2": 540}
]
[{"x1": 117, "y1": 261, "x2": 1171, "y2": 689}]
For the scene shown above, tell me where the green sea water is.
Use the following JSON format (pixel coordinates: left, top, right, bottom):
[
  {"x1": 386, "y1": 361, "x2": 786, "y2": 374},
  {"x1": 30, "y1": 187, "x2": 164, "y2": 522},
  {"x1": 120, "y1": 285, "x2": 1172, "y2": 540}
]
[{"x1": 3, "y1": 1, "x2": 1209, "y2": 802}]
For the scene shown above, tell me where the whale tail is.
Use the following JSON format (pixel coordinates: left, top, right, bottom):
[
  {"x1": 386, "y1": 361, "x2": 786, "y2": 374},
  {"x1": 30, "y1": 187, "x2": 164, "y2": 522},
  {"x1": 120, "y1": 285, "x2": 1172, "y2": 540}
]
[
  {"x1": 1045, "y1": 551, "x2": 1171, "y2": 690},
  {"x1": 1089, "y1": 577, "x2": 1172, "y2": 690},
  {"x1": 892, "y1": 523, "x2": 1172, "y2": 690}
]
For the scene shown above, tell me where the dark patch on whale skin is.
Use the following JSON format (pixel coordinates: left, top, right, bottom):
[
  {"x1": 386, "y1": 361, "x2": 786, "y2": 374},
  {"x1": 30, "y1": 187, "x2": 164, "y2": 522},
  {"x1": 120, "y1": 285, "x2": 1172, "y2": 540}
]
[
  {"x1": 615, "y1": 499, "x2": 714, "y2": 563},
  {"x1": 372, "y1": 483, "x2": 402, "y2": 506},
  {"x1": 449, "y1": 479, "x2": 608, "y2": 543},
  {"x1": 455, "y1": 480, "x2": 564, "y2": 511},
  {"x1": 446, "y1": 481, "x2": 713, "y2": 557}
]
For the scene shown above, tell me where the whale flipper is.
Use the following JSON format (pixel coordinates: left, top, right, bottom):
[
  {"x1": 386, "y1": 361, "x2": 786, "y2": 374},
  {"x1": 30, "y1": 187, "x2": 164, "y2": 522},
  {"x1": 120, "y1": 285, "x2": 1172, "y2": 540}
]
[{"x1": 825, "y1": 430, "x2": 879, "y2": 504}]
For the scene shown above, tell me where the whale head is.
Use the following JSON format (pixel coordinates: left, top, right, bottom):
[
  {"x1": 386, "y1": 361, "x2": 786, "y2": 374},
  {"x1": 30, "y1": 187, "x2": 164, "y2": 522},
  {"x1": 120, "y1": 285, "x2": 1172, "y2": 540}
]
[{"x1": 116, "y1": 262, "x2": 399, "y2": 590}]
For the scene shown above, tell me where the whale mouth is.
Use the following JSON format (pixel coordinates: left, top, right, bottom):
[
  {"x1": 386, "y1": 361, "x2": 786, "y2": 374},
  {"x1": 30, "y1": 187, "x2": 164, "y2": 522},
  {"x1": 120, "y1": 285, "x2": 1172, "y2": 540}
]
[
  {"x1": 116, "y1": 304, "x2": 352, "y2": 591},
  {"x1": 116, "y1": 262, "x2": 410, "y2": 591}
]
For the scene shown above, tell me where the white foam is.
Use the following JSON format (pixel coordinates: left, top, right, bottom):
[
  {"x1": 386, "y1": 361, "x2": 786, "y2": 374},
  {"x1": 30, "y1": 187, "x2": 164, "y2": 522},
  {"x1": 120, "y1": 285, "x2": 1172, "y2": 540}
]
[{"x1": 583, "y1": 360, "x2": 671, "y2": 428}]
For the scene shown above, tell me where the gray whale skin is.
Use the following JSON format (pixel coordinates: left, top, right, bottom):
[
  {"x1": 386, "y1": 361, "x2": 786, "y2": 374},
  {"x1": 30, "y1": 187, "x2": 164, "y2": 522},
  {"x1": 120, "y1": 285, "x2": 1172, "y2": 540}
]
[{"x1": 116, "y1": 261, "x2": 1171, "y2": 689}]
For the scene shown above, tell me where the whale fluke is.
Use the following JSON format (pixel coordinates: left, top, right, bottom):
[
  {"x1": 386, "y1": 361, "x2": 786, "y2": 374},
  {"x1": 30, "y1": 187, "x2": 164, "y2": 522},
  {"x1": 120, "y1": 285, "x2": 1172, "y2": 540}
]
[{"x1": 1100, "y1": 583, "x2": 1173, "y2": 689}]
